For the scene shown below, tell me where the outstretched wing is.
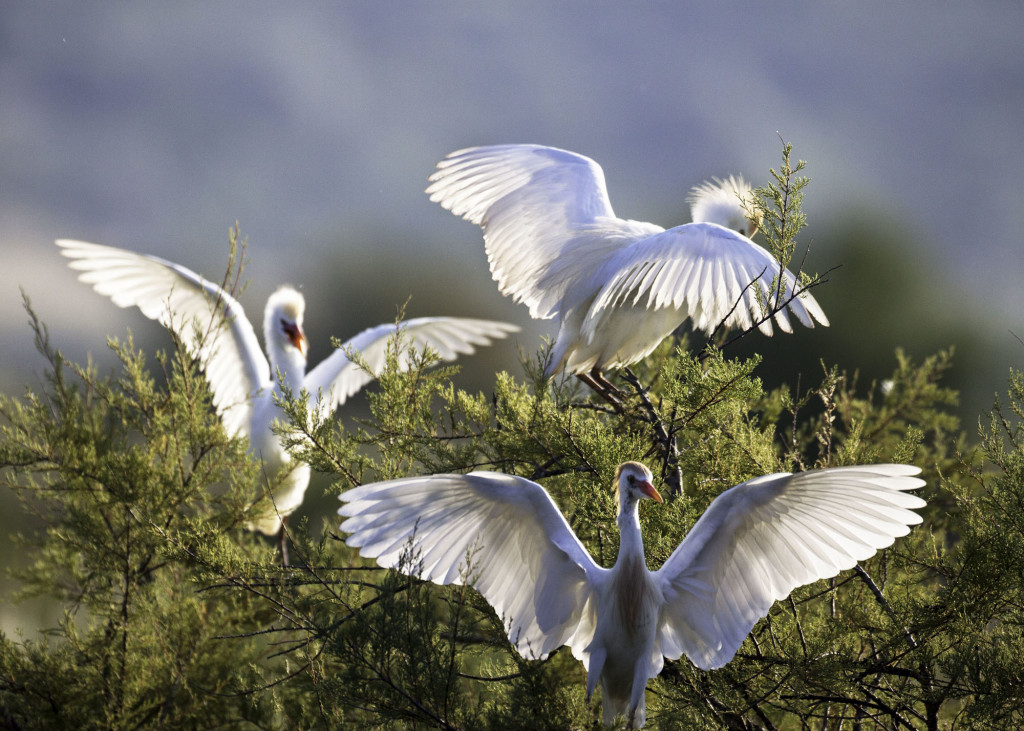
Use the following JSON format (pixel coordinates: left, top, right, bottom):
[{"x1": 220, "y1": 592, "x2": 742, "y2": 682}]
[
  {"x1": 339, "y1": 471, "x2": 606, "y2": 660},
  {"x1": 427, "y1": 144, "x2": 662, "y2": 319},
  {"x1": 303, "y1": 317, "x2": 519, "y2": 421},
  {"x1": 654, "y1": 465, "x2": 925, "y2": 669},
  {"x1": 585, "y1": 222, "x2": 829, "y2": 338},
  {"x1": 57, "y1": 239, "x2": 269, "y2": 436}
]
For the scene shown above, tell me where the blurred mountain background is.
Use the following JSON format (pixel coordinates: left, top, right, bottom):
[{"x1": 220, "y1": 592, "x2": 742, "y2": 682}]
[{"x1": 1, "y1": 3, "x2": 1022, "y2": 632}]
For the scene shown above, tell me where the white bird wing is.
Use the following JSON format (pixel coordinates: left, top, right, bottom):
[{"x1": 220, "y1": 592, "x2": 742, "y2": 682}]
[
  {"x1": 653, "y1": 464, "x2": 926, "y2": 670},
  {"x1": 303, "y1": 317, "x2": 519, "y2": 421},
  {"x1": 426, "y1": 144, "x2": 663, "y2": 319},
  {"x1": 339, "y1": 471, "x2": 606, "y2": 660},
  {"x1": 57, "y1": 239, "x2": 269, "y2": 436},
  {"x1": 585, "y1": 222, "x2": 829, "y2": 338}
]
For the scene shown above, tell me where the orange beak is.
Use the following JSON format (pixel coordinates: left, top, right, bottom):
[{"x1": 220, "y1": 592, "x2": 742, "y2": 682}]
[
  {"x1": 282, "y1": 320, "x2": 308, "y2": 356},
  {"x1": 639, "y1": 480, "x2": 663, "y2": 503}
]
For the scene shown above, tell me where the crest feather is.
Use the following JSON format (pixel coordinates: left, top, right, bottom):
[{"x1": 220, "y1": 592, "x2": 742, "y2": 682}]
[
  {"x1": 687, "y1": 175, "x2": 760, "y2": 234},
  {"x1": 266, "y1": 286, "x2": 304, "y2": 322}
]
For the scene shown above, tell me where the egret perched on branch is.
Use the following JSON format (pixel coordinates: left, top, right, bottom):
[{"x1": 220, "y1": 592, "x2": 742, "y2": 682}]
[
  {"x1": 57, "y1": 239, "x2": 518, "y2": 549},
  {"x1": 427, "y1": 144, "x2": 828, "y2": 395},
  {"x1": 339, "y1": 461, "x2": 925, "y2": 728}
]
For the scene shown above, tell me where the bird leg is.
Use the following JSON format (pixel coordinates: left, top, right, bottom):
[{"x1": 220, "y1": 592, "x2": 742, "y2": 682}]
[
  {"x1": 627, "y1": 663, "x2": 649, "y2": 729},
  {"x1": 576, "y1": 368, "x2": 623, "y2": 410}
]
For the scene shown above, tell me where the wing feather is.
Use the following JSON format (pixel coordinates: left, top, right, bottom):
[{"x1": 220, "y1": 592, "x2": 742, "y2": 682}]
[
  {"x1": 586, "y1": 223, "x2": 829, "y2": 338},
  {"x1": 654, "y1": 464, "x2": 925, "y2": 669},
  {"x1": 303, "y1": 317, "x2": 517, "y2": 421},
  {"x1": 339, "y1": 471, "x2": 606, "y2": 660},
  {"x1": 56, "y1": 239, "x2": 268, "y2": 436},
  {"x1": 427, "y1": 144, "x2": 662, "y2": 319}
]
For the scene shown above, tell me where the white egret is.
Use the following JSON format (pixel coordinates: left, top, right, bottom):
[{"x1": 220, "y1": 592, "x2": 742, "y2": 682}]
[
  {"x1": 339, "y1": 461, "x2": 925, "y2": 728},
  {"x1": 57, "y1": 239, "x2": 519, "y2": 543},
  {"x1": 427, "y1": 144, "x2": 829, "y2": 394}
]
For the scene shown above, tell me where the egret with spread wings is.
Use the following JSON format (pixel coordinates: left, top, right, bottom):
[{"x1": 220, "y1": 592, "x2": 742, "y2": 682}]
[
  {"x1": 427, "y1": 144, "x2": 828, "y2": 394},
  {"x1": 340, "y1": 461, "x2": 925, "y2": 728},
  {"x1": 58, "y1": 239, "x2": 518, "y2": 543}
]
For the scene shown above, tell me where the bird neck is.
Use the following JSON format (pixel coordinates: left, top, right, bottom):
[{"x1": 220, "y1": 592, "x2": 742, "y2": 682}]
[
  {"x1": 615, "y1": 499, "x2": 646, "y2": 566},
  {"x1": 269, "y1": 346, "x2": 307, "y2": 394}
]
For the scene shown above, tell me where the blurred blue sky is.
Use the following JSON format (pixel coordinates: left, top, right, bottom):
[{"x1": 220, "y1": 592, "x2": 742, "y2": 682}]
[{"x1": 2, "y1": 3, "x2": 1023, "y2": 408}]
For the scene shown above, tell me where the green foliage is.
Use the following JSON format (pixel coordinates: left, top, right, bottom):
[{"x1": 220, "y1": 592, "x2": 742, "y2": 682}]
[
  {"x1": 1, "y1": 146, "x2": 1022, "y2": 729},
  {"x1": 0, "y1": 304, "x2": 293, "y2": 728},
  {"x1": 751, "y1": 140, "x2": 808, "y2": 270}
]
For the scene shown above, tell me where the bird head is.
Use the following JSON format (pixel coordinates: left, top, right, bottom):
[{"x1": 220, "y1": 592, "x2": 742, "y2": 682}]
[
  {"x1": 265, "y1": 286, "x2": 308, "y2": 359},
  {"x1": 687, "y1": 175, "x2": 762, "y2": 238},
  {"x1": 614, "y1": 461, "x2": 662, "y2": 516}
]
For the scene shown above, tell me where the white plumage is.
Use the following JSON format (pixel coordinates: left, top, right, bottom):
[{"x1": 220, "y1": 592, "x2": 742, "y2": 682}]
[
  {"x1": 339, "y1": 461, "x2": 926, "y2": 728},
  {"x1": 57, "y1": 239, "x2": 519, "y2": 536},
  {"x1": 426, "y1": 144, "x2": 828, "y2": 381}
]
